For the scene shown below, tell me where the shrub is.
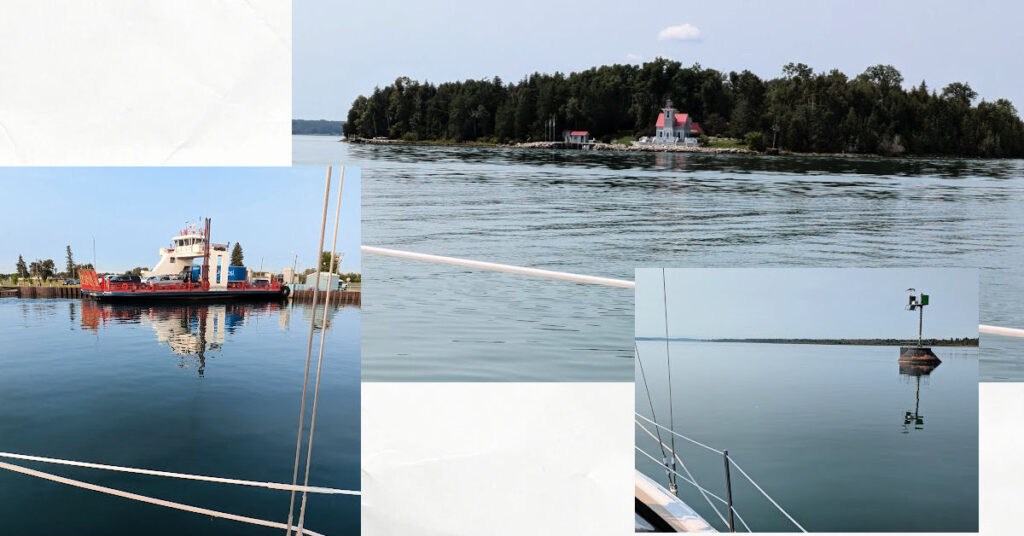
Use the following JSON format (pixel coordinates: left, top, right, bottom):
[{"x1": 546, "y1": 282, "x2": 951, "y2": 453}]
[{"x1": 745, "y1": 131, "x2": 767, "y2": 151}]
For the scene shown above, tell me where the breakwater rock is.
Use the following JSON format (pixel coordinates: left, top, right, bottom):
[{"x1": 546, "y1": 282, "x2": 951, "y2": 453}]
[
  {"x1": 513, "y1": 141, "x2": 756, "y2": 154},
  {"x1": 627, "y1": 143, "x2": 754, "y2": 154}
]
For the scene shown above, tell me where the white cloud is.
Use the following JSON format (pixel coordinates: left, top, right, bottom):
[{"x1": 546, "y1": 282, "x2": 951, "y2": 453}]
[
  {"x1": 657, "y1": 23, "x2": 701, "y2": 41},
  {"x1": 626, "y1": 53, "x2": 644, "y2": 62}
]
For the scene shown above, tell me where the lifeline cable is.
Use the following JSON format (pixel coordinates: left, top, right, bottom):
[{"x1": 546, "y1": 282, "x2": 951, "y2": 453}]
[
  {"x1": 0, "y1": 460, "x2": 326, "y2": 536},
  {"x1": 727, "y1": 455, "x2": 807, "y2": 532},
  {"x1": 634, "y1": 445, "x2": 752, "y2": 533},
  {"x1": 0, "y1": 452, "x2": 357, "y2": 495},
  {"x1": 635, "y1": 421, "x2": 731, "y2": 529}
]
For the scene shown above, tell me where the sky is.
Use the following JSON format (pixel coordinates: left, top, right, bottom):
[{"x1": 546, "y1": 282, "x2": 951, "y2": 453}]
[
  {"x1": 294, "y1": 0, "x2": 1024, "y2": 120},
  {"x1": 0, "y1": 167, "x2": 361, "y2": 274},
  {"x1": 635, "y1": 268, "x2": 978, "y2": 340}
]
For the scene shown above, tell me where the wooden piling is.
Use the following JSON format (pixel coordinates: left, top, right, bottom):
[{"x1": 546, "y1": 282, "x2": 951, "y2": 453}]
[
  {"x1": 1, "y1": 286, "x2": 82, "y2": 299},
  {"x1": 289, "y1": 289, "x2": 360, "y2": 306}
]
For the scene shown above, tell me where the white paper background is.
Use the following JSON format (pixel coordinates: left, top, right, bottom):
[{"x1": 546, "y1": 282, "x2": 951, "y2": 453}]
[
  {"x1": 362, "y1": 383, "x2": 634, "y2": 536},
  {"x1": 0, "y1": 1, "x2": 290, "y2": 166},
  {"x1": 363, "y1": 382, "x2": 1024, "y2": 536}
]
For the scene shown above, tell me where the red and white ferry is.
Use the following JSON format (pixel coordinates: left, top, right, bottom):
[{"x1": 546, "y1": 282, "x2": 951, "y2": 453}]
[{"x1": 80, "y1": 218, "x2": 289, "y2": 301}]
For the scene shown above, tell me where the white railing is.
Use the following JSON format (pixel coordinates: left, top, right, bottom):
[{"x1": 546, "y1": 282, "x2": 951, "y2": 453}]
[
  {"x1": 362, "y1": 246, "x2": 1024, "y2": 338},
  {"x1": 634, "y1": 416, "x2": 807, "y2": 532}
]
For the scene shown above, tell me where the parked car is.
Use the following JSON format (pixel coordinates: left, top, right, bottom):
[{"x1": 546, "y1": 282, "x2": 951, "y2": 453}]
[
  {"x1": 149, "y1": 274, "x2": 182, "y2": 286},
  {"x1": 108, "y1": 275, "x2": 141, "y2": 283}
]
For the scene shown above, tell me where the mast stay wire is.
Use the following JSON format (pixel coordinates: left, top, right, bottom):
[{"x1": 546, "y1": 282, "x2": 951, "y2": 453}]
[
  {"x1": 286, "y1": 167, "x2": 333, "y2": 535},
  {"x1": 294, "y1": 166, "x2": 346, "y2": 536}
]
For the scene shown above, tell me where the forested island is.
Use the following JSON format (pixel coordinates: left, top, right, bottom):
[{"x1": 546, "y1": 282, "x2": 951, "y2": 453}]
[
  {"x1": 293, "y1": 119, "x2": 344, "y2": 135},
  {"x1": 342, "y1": 59, "x2": 1024, "y2": 157}
]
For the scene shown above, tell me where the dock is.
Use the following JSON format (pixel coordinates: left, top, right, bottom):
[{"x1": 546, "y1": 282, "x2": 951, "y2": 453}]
[
  {"x1": 1, "y1": 286, "x2": 82, "y2": 299},
  {"x1": 1, "y1": 286, "x2": 361, "y2": 305},
  {"x1": 289, "y1": 289, "x2": 361, "y2": 306}
]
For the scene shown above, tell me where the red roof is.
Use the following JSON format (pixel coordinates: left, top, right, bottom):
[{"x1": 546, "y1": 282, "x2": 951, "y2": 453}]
[
  {"x1": 655, "y1": 112, "x2": 690, "y2": 128},
  {"x1": 568, "y1": 130, "x2": 589, "y2": 136},
  {"x1": 690, "y1": 122, "x2": 704, "y2": 135}
]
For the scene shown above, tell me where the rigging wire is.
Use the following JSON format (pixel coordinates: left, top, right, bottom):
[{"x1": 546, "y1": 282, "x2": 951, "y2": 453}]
[
  {"x1": 286, "y1": 167, "x2": 333, "y2": 535},
  {"x1": 635, "y1": 422, "x2": 731, "y2": 529},
  {"x1": 635, "y1": 342, "x2": 671, "y2": 487},
  {"x1": 294, "y1": 166, "x2": 347, "y2": 536},
  {"x1": 635, "y1": 413, "x2": 724, "y2": 455},
  {"x1": 661, "y1": 268, "x2": 678, "y2": 494},
  {"x1": 634, "y1": 446, "x2": 752, "y2": 533}
]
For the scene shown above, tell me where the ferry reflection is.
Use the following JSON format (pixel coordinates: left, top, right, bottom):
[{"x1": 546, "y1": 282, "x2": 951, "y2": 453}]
[
  {"x1": 899, "y1": 361, "x2": 939, "y2": 433},
  {"x1": 78, "y1": 301, "x2": 339, "y2": 376}
]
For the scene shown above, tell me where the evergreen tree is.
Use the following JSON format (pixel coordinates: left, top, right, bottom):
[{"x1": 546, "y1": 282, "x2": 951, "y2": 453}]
[
  {"x1": 320, "y1": 251, "x2": 340, "y2": 273},
  {"x1": 29, "y1": 259, "x2": 55, "y2": 281},
  {"x1": 65, "y1": 245, "x2": 76, "y2": 278},
  {"x1": 230, "y1": 243, "x2": 245, "y2": 267},
  {"x1": 343, "y1": 61, "x2": 1024, "y2": 157},
  {"x1": 16, "y1": 255, "x2": 29, "y2": 278}
]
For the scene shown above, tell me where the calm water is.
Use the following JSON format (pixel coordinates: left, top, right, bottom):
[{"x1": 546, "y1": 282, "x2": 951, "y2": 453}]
[
  {"x1": 0, "y1": 299, "x2": 360, "y2": 535},
  {"x1": 295, "y1": 135, "x2": 1024, "y2": 381},
  {"x1": 635, "y1": 341, "x2": 978, "y2": 532}
]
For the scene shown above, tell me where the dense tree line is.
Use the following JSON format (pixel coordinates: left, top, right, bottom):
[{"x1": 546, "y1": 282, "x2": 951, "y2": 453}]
[
  {"x1": 343, "y1": 59, "x2": 1024, "y2": 157},
  {"x1": 4, "y1": 248, "x2": 94, "y2": 284},
  {"x1": 293, "y1": 119, "x2": 345, "y2": 135}
]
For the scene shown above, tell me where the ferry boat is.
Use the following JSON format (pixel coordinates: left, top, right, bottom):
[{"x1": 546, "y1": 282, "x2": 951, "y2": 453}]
[{"x1": 80, "y1": 218, "x2": 289, "y2": 301}]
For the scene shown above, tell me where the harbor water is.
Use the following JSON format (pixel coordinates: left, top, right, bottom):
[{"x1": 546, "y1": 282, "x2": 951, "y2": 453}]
[
  {"x1": 295, "y1": 135, "x2": 1024, "y2": 381},
  {"x1": 0, "y1": 299, "x2": 360, "y2": 535},
  {"x1": 635, "y1": 341, "x2": 978, "y2": 532}
]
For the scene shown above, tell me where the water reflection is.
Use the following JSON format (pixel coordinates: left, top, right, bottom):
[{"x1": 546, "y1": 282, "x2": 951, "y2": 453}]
[
  {"x1": 899, "y1": 361, "x2": 939, "y2": 433},
  {"x1": 77, "y1": 301, "x2": 344, "y2": 375}
]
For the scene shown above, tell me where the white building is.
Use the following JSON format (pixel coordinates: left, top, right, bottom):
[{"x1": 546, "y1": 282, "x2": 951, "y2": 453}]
[
  {"x1": 653, "y1": 100, "x2": 703, "y2": 145},
  {"x1": 304, "y1": 272, "x2": 348, "y2": 291},
  {"x1": 563, "y1": 130, "x2": 591, "y2": 145}
]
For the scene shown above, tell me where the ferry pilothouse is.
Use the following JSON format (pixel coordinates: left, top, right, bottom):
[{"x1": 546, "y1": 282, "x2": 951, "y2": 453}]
[{"x1": 80, "y1": 218, "x2": 289, "y2": 301}]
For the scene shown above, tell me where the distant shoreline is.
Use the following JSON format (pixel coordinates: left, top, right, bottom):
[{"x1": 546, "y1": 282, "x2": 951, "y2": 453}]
[
  {"x1": 338, "y1": 136, "x2": 1013, "y2": 160},
  {"x1": 635, "y1": 337, "x2": 980, "y2": 347}
]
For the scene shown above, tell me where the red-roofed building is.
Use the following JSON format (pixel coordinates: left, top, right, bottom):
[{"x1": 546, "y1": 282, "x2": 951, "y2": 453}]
[
  {"x1": 563, "y1": 130, "x2": 591, "y2": 145},
  {"x1": 654, "y1": 100, "x2": 698, "y2": 144}
]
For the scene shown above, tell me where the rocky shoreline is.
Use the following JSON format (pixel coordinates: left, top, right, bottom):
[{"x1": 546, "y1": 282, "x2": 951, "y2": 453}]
[
  {"x1": 347, "y1": 137, "x2": 756, "y2": 154},
  {"x1": 514, "y1": 141, "x2": 754, "y2": 154},
  {"x1": 345, "y1": 137, "x2": 913, "y2": 158}
]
